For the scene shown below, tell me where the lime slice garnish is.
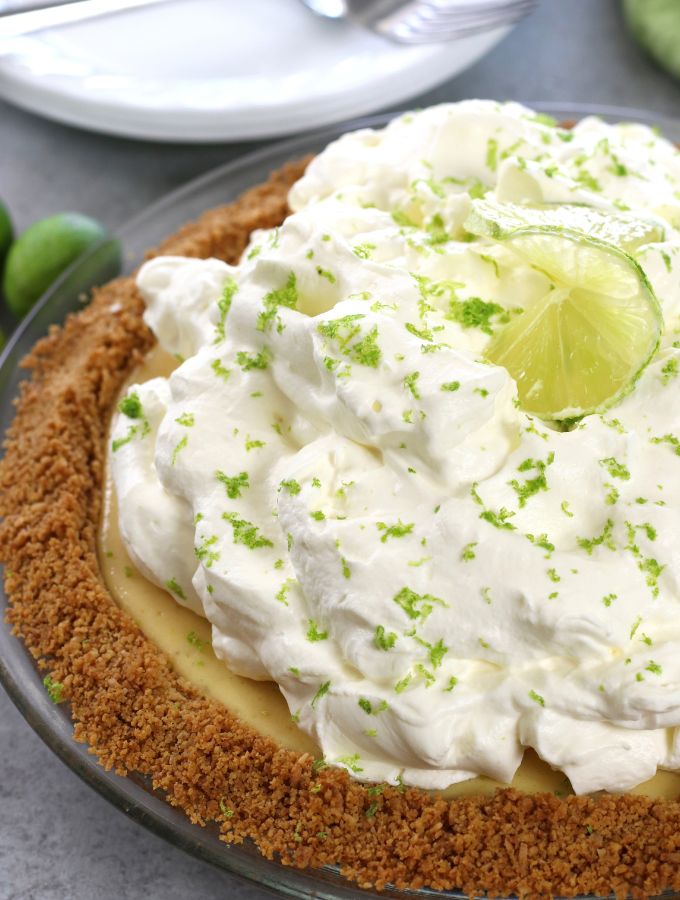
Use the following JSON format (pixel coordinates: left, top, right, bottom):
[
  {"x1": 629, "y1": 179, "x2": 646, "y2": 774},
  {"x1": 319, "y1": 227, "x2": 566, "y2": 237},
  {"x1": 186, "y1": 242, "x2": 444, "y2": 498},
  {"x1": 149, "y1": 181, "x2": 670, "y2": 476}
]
[
  {"x1": 467, "y1": 199, "x2": 665, "y2": 254},
  {"x1": 466, "y1": 203, "x2": 663, "y2": 420}
]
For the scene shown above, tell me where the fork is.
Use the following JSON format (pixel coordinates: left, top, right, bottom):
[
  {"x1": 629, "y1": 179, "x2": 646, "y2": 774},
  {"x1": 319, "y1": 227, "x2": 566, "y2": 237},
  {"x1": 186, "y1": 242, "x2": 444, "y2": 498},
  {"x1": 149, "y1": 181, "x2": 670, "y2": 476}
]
[{"x1": 300, "y1": 0, "x2": 540, "y2": 44}]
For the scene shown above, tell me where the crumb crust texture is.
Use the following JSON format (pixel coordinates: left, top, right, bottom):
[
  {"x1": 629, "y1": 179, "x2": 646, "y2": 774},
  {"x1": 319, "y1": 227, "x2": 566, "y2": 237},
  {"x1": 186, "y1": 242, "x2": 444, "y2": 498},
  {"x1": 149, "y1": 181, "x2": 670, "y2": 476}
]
[{"x1": 2, "y1": 159, "x2": 680, "y2": 900}]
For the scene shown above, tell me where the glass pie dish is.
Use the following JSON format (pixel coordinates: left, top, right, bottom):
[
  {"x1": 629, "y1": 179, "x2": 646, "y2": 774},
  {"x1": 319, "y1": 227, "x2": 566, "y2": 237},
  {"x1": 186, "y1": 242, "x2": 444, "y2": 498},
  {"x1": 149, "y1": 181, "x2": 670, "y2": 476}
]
[{"x1": 1, "y1": 103, "x2": 679, "y2": 900}]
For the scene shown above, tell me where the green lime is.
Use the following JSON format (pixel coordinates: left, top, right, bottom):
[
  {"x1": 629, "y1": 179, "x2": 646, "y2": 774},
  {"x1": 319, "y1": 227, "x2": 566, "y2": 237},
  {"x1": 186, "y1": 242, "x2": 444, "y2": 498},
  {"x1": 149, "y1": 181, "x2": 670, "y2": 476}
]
[
  {"x1": 3, "y1": 212, "x2": 107, "y2": 318},
  {"x1": 0, "y1": 200, "x2": 12, "y2": 271},
  {"x1": 466, "y1": 203, "x2": 662, "y2": 420},
  {"x1": 624, "y1": 0, "x2": 680, "y2": 81}
]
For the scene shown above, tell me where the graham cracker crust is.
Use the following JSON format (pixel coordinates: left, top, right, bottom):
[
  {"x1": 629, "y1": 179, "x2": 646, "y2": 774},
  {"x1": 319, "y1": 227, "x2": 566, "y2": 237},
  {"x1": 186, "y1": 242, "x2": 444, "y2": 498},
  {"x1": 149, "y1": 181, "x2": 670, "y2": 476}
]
[{"x1": 2, "y1": 158, "x2": 680, "y2": 899}]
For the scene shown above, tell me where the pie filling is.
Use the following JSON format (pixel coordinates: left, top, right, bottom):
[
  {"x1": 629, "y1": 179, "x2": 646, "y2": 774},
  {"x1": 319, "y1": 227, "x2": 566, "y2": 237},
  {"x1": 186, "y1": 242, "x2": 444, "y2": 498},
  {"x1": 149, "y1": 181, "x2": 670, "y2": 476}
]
[
  {"x1": 99, "y1": 346, "x2": 680, "y2": 801},
  {"x1": 107, "y1": 101, "x2": 680, "y2": 796}
]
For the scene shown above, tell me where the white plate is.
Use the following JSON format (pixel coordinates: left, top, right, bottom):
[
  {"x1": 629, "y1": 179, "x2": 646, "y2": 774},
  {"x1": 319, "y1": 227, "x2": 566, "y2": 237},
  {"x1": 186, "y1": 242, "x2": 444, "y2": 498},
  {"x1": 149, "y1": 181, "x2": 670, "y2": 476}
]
[{"x1": 0, "y1": 0, "x2": 512, "y2": 142}]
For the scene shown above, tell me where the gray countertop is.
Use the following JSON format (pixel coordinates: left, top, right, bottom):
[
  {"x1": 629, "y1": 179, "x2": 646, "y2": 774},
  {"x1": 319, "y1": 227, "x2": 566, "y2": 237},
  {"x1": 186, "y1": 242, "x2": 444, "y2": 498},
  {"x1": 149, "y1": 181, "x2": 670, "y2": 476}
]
[{"x1": 1, "y1": 1, "x2": 679, "y2": 897}]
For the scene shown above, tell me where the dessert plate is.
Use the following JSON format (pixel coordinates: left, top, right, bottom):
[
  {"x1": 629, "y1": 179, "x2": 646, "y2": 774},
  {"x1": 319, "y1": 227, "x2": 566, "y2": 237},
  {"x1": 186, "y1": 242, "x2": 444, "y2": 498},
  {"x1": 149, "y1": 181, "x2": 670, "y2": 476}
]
[
  {"x1": 0, "y1": 103, "x2": 677, "y2": 899},
  {"x1": 0, "y1": 0, "x2": 512, "y2": 142}
]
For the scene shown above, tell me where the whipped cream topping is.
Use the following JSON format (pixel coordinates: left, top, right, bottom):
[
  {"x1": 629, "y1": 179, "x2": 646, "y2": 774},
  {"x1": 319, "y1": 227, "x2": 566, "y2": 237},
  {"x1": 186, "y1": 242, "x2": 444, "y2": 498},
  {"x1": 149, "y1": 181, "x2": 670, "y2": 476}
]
[{"x1": 110, "y1": 101, "x2": 680, "y2": 794}]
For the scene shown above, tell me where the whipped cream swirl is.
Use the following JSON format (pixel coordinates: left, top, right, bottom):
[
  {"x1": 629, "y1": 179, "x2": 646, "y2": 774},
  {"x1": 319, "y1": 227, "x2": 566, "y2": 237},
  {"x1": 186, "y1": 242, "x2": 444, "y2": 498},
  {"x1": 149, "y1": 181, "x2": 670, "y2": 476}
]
[{"x1": 110, "y1": 101, "x2": 680, "y2": 793}]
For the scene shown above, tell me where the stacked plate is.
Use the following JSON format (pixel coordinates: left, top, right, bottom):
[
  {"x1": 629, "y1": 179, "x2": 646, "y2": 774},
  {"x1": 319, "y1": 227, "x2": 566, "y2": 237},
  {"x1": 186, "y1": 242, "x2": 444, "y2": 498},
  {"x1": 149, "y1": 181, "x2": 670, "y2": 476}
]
[{"x1": 0, "y1": 0, "x2": 523, "y2": 141}]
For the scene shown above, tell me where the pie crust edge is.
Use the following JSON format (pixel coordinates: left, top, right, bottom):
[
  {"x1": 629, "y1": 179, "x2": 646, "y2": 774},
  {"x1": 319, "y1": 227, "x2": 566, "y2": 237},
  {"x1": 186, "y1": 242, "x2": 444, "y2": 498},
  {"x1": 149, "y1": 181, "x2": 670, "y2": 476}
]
[{"x1": 1, "y1": 159, "x2": 679, "y2": 899}]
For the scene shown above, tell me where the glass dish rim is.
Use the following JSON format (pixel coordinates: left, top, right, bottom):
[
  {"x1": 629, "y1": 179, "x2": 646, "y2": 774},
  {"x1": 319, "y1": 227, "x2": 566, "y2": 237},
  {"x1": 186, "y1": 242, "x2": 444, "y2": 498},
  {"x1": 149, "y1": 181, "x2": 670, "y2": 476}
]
[{"x1": 1, "y1": 101, "x2": 679, "y2": 900}]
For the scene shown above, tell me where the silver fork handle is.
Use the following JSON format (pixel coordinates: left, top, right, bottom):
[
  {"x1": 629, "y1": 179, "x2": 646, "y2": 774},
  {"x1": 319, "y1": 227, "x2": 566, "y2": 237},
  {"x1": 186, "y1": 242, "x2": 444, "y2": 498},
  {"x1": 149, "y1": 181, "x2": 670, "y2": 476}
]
[
  {"x1": 303, "y1": 0, "x2": 539, "y2": 43},
  {"x1": 0, "y1": 0, "x2": 83, "y2": 11},
  {"x1": 306, "y1": 0, "x2": 533, "y2": 20},
  {"x1": 0, "y1": 0, "x2": 169, "y2": 38},
  {"x1": 304, "y1": 0, "x2": 419, "y2": 25}
]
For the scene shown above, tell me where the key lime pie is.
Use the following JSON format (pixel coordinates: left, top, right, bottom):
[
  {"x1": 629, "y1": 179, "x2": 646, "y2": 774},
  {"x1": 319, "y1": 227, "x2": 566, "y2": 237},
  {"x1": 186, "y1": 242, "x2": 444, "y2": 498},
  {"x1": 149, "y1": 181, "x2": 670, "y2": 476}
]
[{"x1": 4, "y1": 102, "x2": 680, "y2": 897}]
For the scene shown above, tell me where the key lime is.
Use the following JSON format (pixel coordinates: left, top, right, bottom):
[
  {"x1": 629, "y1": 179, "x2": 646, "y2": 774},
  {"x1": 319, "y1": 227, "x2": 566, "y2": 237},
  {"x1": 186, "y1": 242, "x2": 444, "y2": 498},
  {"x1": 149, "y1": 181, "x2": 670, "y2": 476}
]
[
  {"x1": 624, "y1": 0, "x2": 680, "y2": 81},
  {"x1": 3, "y1": 212, "x2": 107, "y2": 318},
  {"x1": 466, "y1": 202, "x2": 662, "y2": 420}
]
